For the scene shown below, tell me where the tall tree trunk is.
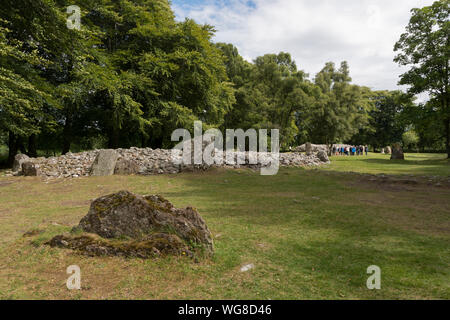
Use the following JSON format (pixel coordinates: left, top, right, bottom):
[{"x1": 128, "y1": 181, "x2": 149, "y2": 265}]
[
  {"x1": 28, "y1": 134, "x2": 38, "y2": 157},
  {"x1": 7, "y1": 131, "x2": 18, "y2": 167},
  {"x1": 141, "y1": 134, "x2": 148, "y2": 148},
  {"x1": 62, "y1": 138, "x2": 71, "y2": 155},
  {"x1": 18, "y1": 137, "x2": 27, "y2": 154},
  {"x1": 108, "y1": 129, "x2": 119, "y2": 149},
  {"x1": 446, "y1": 117, "x2": 450, "y2": 159},
  {"x1": 150, "y1": 135, "x2": 163, "y2": 149},
  {"x1": 443, "y1": 94, "x2": 450, "y2": 159},
  {"x1": 327, "y1": 143, "x2": 333, "y2": 156},
  {"x1": 447, "y1": 95, "x2": 450, "y2": 159},
  {"x1": 62, "y1": 116, "x2": 72, "y2": 155}
]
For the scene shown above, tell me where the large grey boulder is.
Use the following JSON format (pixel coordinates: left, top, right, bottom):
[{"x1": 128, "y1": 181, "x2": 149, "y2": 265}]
[
  {"x1": 77, "y1": 191, "x2": 214, "y2": 255},
  {"x1": 13, "y1": 154, "x2": 30, "y2": 172},
  {"x1": 22, "y1": 162, "x2": 40, "y2": 176},
  {"x1": 391, "y1": 143, "x2": 405, "y2": 160},
  {"x1": 47, "y1": 191, "x2": 214, "y2": 259},
  {"x1": 316, "y1": 150, "x2": 330, "y2": 163},
  {"x1": 90, "y1": 149, "x2": 118, "y2": 176}
]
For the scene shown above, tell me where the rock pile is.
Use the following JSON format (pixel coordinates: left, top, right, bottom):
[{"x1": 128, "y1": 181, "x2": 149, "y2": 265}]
[
  {"x1": 279, "y1": 152, "x2": 328, "y2": 167},
  {"x1": 47, "y1": 191, "x2": 214, "y2": 259},
  {"x1": 11, "y1": 146, "x2": 329, "y2": 179},
  {"x1": 316, "y1": 150, "x2": 330, "y2": 163},
  {"x1": 293, "y1": 144, "x2": 329, "y2": 154},
  {"x1": 18, "y1": 151, "x2": 98, "y2": 178}
]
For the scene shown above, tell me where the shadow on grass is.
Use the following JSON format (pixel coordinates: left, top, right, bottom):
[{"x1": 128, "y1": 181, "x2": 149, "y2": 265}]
[
  {"x1": 156, "y1": 169, "x2": 449, "y2": 298},
  {"x1": 361, "y1": 158, "x2": 449, "y2": 166},
  {"x1": 1, "y1": 168, "x2": 448, "y2": 299},
  {"x1": 327, "y1": 155, "x2": 450, "y2": 176},
  {"x1": 275, "y1": 234, "x2": 449, "y2": 298}
]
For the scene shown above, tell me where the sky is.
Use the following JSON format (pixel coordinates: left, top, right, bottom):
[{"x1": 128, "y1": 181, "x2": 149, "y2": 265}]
[{"x1": 171, "y1": 0, "x2": 435, "y2": 96}]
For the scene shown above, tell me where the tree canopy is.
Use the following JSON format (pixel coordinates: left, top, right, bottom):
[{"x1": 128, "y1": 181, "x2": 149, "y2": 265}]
[
  {"x1": 0, "y1": 0, "x2": 448, "y2": 164},
  {"x1": 394, "y1": 0, "x2": 450, "y2": 157}
]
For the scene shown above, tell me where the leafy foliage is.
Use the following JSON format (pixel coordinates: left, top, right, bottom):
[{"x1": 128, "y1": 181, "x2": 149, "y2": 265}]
[
  {"x1": 394, "y1": 0, "x2": 450, "y2": 157},
  {"x1": 0, "y1": 0, "x2": 448, "y2": 164}
]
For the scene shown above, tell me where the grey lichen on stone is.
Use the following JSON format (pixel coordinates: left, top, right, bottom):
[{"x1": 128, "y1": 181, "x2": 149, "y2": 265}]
[
  {"x1": 13, "y1": 154, "x2": 30, "y2": 173},
  {"x1": 90, "y1": 149, "x2": 119, "y2": 176}
]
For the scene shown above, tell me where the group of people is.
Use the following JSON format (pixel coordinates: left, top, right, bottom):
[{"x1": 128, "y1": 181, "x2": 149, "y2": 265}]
[{"x1": 332, "y1": 145, "x2": 369, "y2": 156}]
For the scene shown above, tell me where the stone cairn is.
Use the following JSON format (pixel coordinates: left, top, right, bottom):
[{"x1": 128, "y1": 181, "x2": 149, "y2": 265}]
[
  {"x1": 293, "y1": 143, "x2": 329, "y2": 154},
  {"x1": 10, "y1": 145, "x2": 330, "y2": 179},
  {"x1": 46, "y1": 191, "x2": 213, "y2": 259}
]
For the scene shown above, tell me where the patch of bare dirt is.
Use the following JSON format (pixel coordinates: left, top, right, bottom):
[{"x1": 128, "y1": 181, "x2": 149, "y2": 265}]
[
  {"x1": 0, "y1": 180, "x2": 14, "y2": 188},
  {"x1": 344, "y1": 174, "x2": 450, "y2": 236},
  {"x1": 348, "y1": 174, "x2": 450, "y2": 192},
  {"x1": 59, "y1": 200, "x2": 91, "y2": 207}
]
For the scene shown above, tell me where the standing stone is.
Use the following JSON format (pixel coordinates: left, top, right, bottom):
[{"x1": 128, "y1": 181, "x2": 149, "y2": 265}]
[
  {"x1": 385, "y1": 146, "x2": 392, "y2": 154},
  {"x1": 13, "y1": 154, "x2": 30, "y2": 172},
  {"x1": 391, "y1": 143, "x2": 405, "y2": 160},
  {"x1": 316, "y1": 150, "x2": 330, "y2": 163},
  {"x1": 381, "y1": 148, "x2": 385, "y2": 154},
  {"x1": 90, "y1": 149, "x2": 119, "y2": 176},
  {"x1": 305, "y1": 142, "x2": 313, "y2": 156},
  {"x1": 22, "y1": 162, "x2": 40, "y2": 176}
]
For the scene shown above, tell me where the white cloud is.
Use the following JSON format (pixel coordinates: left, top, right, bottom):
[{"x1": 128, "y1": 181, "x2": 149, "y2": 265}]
[{"x1": 172, "y1": 0, "x2": 436, "y2": 92}]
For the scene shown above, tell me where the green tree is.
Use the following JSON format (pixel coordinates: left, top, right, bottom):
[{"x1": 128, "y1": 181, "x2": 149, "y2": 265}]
[
  {"x1": 364, "y1": 91, "x2": 413, "y2": 151},
  {"x1": 402, "y1": 129, "x2": 420, "y2": 151},
  {"x1": 305, "y1": 62, "x2": 372, "y2": 149},
  {"x1": 247, "y1": 52, "x2": 311, "y2": 148},
  {"x1": 216, "y1": 43, "x2": 263, "y2": 132},
  {"x1": 0, "y1": 0, "x2": 79, "y2": 163},
  {"x1": 394, "y1": 0, "x2": 450, "y2": 158},
  {"x1": 402, "y1": 101, "x2": 447, "y2": 152},
  {"x1": 58, "y1": 0, "x2": 235, "y2": 150},
  {"x1": 215, "y1": 43, "x2": 252, "y2": 87}
]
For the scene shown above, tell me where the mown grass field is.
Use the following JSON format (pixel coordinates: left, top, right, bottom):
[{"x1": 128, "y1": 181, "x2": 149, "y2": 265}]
[
  {"x1": 0, "y1": 153, "x2": 449, "y2": 299},
  {"x1": 325, "y1": 153, "x2": 450, "y2": 176}
]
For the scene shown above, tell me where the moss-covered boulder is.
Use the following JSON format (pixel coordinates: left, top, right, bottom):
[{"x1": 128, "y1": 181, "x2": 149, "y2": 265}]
[
  {"x1": 46, "y1": 191, "x2": 213, "y2": 258},
  {"x1": 47, "y1": 233, "x2": 192, "y2": 258}
]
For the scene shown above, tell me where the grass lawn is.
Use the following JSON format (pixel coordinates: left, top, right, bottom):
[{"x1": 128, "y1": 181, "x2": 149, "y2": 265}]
[
  {"x1": 0, "y1": 145, "x2": 7, "y2": 165},
  {"x1": 324, "y1": 153, "x2": 450, "y2": 176},
  {"x1": 0, "y1": 153, "x2": 448, "y2": 299}
]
